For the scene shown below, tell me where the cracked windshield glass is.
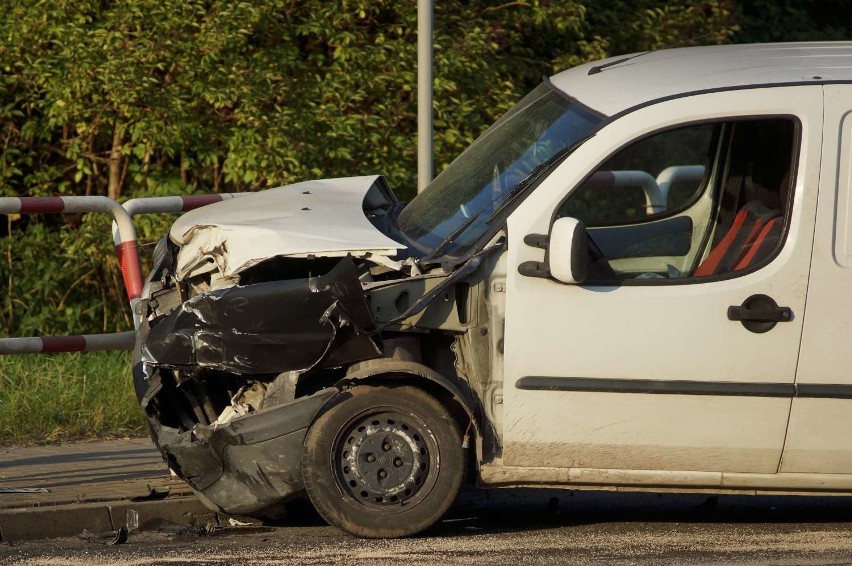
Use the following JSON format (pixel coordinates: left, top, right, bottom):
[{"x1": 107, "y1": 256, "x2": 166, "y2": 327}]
[{"x1": 397, "y1": 81, "x2": 603, "y2": 257}]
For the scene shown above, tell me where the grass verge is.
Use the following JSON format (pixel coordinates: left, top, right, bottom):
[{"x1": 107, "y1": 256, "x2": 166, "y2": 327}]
[{"x1": 0, "y1": 351, "x2": 146, "y2": 445}]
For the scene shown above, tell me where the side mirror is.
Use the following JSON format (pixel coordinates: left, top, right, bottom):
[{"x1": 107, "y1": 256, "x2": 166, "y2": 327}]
[
  {"x1": 518, "y1": 217, "x2": 588, "y2": 284},
  {"x1": 548, "y1": 217, "x2": 588, "y2": 284}
]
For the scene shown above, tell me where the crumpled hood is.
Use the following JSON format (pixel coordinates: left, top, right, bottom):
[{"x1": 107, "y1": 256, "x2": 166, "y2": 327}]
[{"x1": 169, "y1": 175, "x2": 405, "y2": 280}]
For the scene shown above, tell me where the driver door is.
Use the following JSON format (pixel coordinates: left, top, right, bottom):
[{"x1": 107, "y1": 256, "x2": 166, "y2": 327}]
[{"x1": 502, "y1": 87, "x2": 822, "y2": 474}]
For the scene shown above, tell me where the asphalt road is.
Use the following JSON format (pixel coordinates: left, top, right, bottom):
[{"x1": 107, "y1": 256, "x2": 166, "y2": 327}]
[{"x1": 4, "y1": 487, "x2": 852, "y2": 565}]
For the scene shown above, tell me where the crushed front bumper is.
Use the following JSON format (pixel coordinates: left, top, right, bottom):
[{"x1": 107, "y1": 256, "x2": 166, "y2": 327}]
[{"x1": 147, "y1": 387, "x2": 336, "y2": 516}]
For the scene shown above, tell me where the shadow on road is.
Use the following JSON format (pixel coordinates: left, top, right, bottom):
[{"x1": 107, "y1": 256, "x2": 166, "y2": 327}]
[{"x1": 428, "y1": 486, "x2": 852, "y2": 537}]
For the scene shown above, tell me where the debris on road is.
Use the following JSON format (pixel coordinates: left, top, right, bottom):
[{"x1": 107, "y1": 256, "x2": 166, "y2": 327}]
[
  {"x1": 77, "y1": 526, "x2": 129, "y2": 545},
  {"x1": 130, "y1": 486, "x2": 170, "y2": 501}
]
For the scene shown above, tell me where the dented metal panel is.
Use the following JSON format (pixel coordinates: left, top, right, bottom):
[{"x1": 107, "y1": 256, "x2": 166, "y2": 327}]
[
  {"x1": 169, "y1": 176, "x2": 405, "y2": 280},
  {"x1": 152, "y1": 389, "x2": 337, "y2": 515},
  {"x1": 142, "y1": 257, "x2": 381, "y2": 374},
  {"x1": 136, "y1": 173, "x2": 498, "y2": 520},
  {"x1": 137, "y1": 256, "x2": 494, "y2": 518}
]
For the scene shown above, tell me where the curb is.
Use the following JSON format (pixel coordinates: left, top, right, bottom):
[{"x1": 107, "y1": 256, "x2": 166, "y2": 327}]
[
  {"x1": 0, "y1": 496, "x2": 216, "y2": 542},
  {"x1": 0, "y1": 438, "x2": 266, "y2": 542}
]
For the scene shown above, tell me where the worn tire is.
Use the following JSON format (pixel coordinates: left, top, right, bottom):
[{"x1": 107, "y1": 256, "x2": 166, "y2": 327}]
[{"x1": 302, "y1": 385, "x2": 465, "y2": 538}]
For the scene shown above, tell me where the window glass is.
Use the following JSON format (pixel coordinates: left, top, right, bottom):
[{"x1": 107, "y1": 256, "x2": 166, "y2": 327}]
[
  {"x1": 556, "y1": 119, "x2": 796, "y2": 283},
  {"x1": 396, "y1": 81, "x2": 602, "y2": 259},
  {"x1": 560, "y1": 124, "x2": 716, "y2": 225}
]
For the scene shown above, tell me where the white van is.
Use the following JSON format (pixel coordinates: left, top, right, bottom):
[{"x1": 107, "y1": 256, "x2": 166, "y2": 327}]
[{"x1": 136, "y1": 42, "x2": 852, "y2": 538}]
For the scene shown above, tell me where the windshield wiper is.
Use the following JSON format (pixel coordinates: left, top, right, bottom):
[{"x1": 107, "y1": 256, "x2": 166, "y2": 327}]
[
  {"x1": 418, "y1": 205, "x2": 491, "y2": 266},
  {"x1": 420, "y1": 133, "x2": 598, "y2": 267},
  {"x1": 486, "y1": 164, "x2": 549, "y2": 224},
  {"x1": 487, "y1": 132, "x2": 597, "y2": 223},
  {"x1": 421, "y1": 154, "x2": 566, "y2": 266}
]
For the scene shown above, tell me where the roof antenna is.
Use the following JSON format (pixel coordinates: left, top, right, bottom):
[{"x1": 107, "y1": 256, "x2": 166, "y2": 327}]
[
  {"x1": 587, "y1": 31, "x2": 722, "y2": 76},
  {"x1": 587, "y1": 52, "x2": 650, "y2": 75}
]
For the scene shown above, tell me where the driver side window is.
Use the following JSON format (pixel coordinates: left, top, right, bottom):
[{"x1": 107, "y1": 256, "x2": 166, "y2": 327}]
[{"x1": 556, "y1": 118, "x2": 797, "y2": 283}]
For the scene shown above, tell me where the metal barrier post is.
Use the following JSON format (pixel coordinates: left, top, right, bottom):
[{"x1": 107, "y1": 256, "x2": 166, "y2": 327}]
[{"x1": 0, "y1": 193, "x2": 243, "y2": 354}]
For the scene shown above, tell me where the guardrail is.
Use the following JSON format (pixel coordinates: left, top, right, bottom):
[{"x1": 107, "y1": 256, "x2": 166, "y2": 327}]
[{"x1": 0, "y1": 193, "x2": 245, "y2": 354}]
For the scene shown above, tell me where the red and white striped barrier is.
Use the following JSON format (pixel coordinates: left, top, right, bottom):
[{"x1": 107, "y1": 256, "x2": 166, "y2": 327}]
[
  {"x1": 1, "y1": 196, "x2": 142, "y2": 305},
  {"x1": 0, "y1": 193, "x2": 243, "y2": 353},
  {"x1": 0, "y1": 331, "x2": 136, "y2": 355},
  {"x1": 110, "y1": 194, "x2": 244, "y2": 320},
  {"x1": 111, "y1": 194, "x2": 243, "y2": 249}
]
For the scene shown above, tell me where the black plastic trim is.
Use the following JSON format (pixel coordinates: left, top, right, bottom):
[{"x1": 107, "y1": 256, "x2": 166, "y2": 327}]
[
  {"x1": 516, "y1": 377, "x2": 852, "y2": 400},
  {"x1": 523, "y1": 233, "x2": 549, "y2": 249},
  {"x1": 796, "y1": 384, "x2": 852, "y2": 400},
  {"x1": 587, "y1": 52, "x2": 651, "y2": 76},
  {"x1": 605, "y1": 81, "x2": 827, "y2": 123},
  {"x1": 518, "y1": 261, "x2": 550, "y2": 278},
  {"x1": 516, "y1": 376, "x2": 792, "y2": 397}
]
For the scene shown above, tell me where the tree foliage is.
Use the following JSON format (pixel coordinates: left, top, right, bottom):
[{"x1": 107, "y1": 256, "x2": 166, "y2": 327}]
[
  {"x1": 0, "y1": 0, "x2": 839, "y2": 335},
  {"x1": 0, "y1": 0, "x2": 739, "y2": 203}
]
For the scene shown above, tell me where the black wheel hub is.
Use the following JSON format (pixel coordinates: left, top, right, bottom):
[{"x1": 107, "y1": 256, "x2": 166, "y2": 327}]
[{"x1": 335, "y1": 411, "x2": 431, "y2": 507}]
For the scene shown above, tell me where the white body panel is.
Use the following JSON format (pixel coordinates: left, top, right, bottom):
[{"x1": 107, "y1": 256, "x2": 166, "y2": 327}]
[
  {"x1": 502, "y1": 87, "x2": 823, "y2": 474},
  {"x1": 552, "y1": 42, "x2": 851, "y2": 116},
  {"x1": 782, "y1": 84, "x2": 852, "y2": 473},
  {"x1": 169, "y1": 175, "x2": 404, "y2": 279}
]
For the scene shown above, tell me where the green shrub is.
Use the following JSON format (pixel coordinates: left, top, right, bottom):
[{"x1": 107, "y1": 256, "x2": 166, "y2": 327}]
[{"x1": 0, "y1": 351, "x2": 145, "y2": 445}]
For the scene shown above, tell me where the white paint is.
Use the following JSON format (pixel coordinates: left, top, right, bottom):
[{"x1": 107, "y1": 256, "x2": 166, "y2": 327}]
[
  {"x1": 781, "y1": 399, "x2": 852, "y2": 473},
  {"x1": 169, "y1": 176, "x2": 405, "y2": 280},
  {"x1": 548, "y1": 217, "x2": 585, "y2": 284},
  {"x1": 502, "y1": 86, "x2": 823, "y2": 473},
  {"x1": 503, "y1": 394, "x2": 789, "y2": 473},
  {"x1": 782, "y1": 84, "x2": 852, "y2": 472},
  {"x1": 480, "y1": 461, "x2": 852, "y2": 493},
  {"x1": 551, "y1": 42, "x2": 851, "y2": 116}
]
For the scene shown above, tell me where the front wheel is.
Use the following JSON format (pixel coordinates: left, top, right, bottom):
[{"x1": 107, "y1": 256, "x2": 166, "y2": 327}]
[{"x1": 301, "y1": 385, "x2": 466, "y2": 538}]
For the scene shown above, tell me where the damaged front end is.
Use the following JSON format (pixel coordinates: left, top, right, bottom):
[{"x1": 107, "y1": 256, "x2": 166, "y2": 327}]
[
  {"x1": 142, "y1": 256, "x2": 381, "y2": 375},
  {"x1": 135, "y1": 176, "x2": 414, "y2": 516},
  {"x1": 136, "y1": 175, "x2": 498, "y2": 517},
  {"x1": 138, "y1": 251, "x2": 387, "y2": 515}
]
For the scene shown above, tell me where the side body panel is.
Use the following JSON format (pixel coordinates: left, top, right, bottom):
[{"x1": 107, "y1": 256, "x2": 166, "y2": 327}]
[
  {"x1": 783, "y1": 84, "x2": 852, "y2": 473},
  {"x1": 502, "y1": 87, "x2": 823, "y2": 474}
]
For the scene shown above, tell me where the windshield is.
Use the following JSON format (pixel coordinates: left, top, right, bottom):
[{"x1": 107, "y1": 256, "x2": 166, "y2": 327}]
[{"x1": 397, "y1": 81, "x2": 603, "y2": 258}]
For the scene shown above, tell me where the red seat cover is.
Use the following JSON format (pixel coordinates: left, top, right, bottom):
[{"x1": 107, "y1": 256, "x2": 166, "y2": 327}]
[{"x1": 694, "y1": 202, "x2": 781, "y2": 277}]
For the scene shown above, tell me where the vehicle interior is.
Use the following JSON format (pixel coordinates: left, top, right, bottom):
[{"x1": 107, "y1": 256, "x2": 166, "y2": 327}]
[{"x1": 557, "y1": 118, "x2": 797, "y2": 282}]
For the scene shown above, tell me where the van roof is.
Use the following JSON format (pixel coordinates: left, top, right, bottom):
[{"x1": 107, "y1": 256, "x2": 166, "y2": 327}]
[{"x1": 550, "y1": 42, "x2": 852, "y2": 117}]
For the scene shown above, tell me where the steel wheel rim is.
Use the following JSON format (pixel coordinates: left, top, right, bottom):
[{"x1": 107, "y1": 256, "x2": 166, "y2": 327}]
[{"x1": 332, "y1": 407, "x2": 439, "y2": 514}]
